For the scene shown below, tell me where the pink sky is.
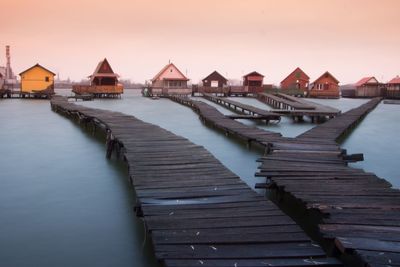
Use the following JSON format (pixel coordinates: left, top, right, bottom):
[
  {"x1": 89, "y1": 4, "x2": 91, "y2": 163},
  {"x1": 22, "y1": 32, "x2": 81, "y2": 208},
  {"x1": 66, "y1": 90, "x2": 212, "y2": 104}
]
[{"x1": 1, "y1": 0, "x2": 399, "y2": 85}]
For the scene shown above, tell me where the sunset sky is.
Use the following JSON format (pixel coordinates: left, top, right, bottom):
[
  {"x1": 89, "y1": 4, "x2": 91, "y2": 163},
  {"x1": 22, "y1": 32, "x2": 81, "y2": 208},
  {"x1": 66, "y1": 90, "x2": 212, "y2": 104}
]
[{"x1": 1, "y1": 0, "x2": 399, "y2": 85}]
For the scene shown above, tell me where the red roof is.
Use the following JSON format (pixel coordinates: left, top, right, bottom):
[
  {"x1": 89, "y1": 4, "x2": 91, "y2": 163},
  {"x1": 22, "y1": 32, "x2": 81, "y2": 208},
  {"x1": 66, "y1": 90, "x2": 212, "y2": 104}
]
[
  {"x1": 281, "y1": 67, "x2": 310, "y2": 84},
  {"x1": 89, "y1": 58, "x2": 119, "y2": 82},
  {"x1": 388, "y1": 76, "x2": 400, "y2": 84},
  {"x1": 355, "y1": 76, "x2": 379, "y2": 87},
  {"x1": 313, "y1": 71, "x2": 339, "y2": 84}
]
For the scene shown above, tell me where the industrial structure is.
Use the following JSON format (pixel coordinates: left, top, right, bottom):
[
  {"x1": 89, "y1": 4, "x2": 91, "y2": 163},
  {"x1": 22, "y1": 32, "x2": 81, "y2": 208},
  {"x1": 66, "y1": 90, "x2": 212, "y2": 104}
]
[{"x1": 0, "y1": 45, "x2": 18, "y2": 97}]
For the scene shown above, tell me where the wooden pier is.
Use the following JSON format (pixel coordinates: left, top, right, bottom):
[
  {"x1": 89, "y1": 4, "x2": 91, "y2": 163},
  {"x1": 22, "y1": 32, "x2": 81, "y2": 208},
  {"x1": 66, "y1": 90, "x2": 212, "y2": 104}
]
[
  {"x1": 67, "y1": 93, "x2": 94, "y2": 101},
  {"x1": 170, "y1": 96, "x2": 283, "y2": 147},
  {"x1": 297, "y1": 98, "x2": 381, "y2": 142},
  {"x1": 170, "y1": 95, "x2": 400, "y2": 267},
  {"x1": 50, "y1": 95, "x2": 340, "y2": 267},
  {"x1": 202, "y1": 93, "x2": 281, "y2": 123},
  {"x1": 257, "y1": 93, "x2": 341, "y2": 122}
]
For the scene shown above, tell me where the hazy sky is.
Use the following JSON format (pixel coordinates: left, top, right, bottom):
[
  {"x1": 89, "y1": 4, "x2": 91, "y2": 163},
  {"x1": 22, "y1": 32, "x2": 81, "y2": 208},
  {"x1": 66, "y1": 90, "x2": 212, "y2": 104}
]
[{"x1": 1, "y1": 0, "x2": 399, "y2": 84}]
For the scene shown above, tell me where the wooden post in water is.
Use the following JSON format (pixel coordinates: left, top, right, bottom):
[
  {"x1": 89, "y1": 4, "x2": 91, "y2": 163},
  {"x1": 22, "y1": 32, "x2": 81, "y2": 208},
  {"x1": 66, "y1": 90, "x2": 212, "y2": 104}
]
[{"x1": 106, "y1": 129, "x2": 115, "y2": 159}]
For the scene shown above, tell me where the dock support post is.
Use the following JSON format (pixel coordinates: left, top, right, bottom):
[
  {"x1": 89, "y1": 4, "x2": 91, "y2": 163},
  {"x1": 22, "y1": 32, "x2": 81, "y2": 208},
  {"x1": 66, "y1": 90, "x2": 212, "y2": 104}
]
[{"x1": 106, "y1": 130, "x2": 115, "y2": 159}]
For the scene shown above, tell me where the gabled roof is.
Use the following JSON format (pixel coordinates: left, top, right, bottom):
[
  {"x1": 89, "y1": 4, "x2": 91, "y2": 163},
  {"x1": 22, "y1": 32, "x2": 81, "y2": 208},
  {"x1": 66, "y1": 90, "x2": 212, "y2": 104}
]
[
  {"x1": 313, "y1": 71, "x2": 339, "y2": 84},
  {"x1": 89, "y1": 58, "x2": 119, "y2": 81},
  {"x1": 243, "y1": 71, "x2": 264, "y2": 78},
  {"x1": 388, "y1": 76, "x2": 400, "y2": 84},
  {"x1": 281, "y1": 67, "x2": 310, "y2": 84},
  {"x1": 19, "y1": 63, "x2": 56, "y2": 76},
  {"x1": 355, "y1": 76, "x2": 379, "y2": 87},
  {"x1": 152, "y1": 63, "x2": 189, "y2": 81},
  {"x1": 202, "y1": 70, "x2": 228, "y2": 82}
]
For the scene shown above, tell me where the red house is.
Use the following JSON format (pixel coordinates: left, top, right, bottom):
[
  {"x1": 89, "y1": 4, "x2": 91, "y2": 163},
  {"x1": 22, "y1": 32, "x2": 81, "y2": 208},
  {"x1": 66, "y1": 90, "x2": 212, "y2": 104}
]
[
  {"x1": 280, "y1": 67, "x2": 310, "y2": 92},
  {"x1": 309, "y1": 71, "x2": 340, "y2": 99},
  {"x1": 243, "y1": 71, "x2": 264, "y2": 94},
  {"x1": 387, "y1": 76, "x2": 400, "y2": 99},
  {"x1": 355, "y1": 76, "x2": 382, "y2": 97}
]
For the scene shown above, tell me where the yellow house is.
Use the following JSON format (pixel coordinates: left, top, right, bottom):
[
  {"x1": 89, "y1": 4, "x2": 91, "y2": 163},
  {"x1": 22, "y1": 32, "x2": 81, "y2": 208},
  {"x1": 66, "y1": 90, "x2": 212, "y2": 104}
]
[{"x1": 19, "y1": 64, "x2": 56, "y2": 94}]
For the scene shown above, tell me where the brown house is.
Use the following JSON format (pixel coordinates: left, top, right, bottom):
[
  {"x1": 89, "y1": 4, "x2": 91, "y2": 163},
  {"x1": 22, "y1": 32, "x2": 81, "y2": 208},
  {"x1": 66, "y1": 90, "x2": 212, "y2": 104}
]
[
  {"x1": 280, "y1": 67, "x2": 310, "y2": 92},
  {"x1": 387, "y1": 76, "x2": 400, "y2": 99},
  {"x1": 89, "y1": 58, "x2": 119, "y2": 86},
  {"x1": 149, "y1": 62, "x2": 191, "y2": 95},
  {"x1": 243, "y1": 71, "x2": 264, "y2": 94},
  {"x1": 202, "y1": 71, "x2": 228, "y2": 88},
  {"x1": 72, "y1": 58, "x2": 123, "y2": 98},
  {"x1": 309, "y1": 71, "x2": 340, "y2": 98},
  {"x1": 355, "y1": 76, "x2": 383, "y2": 97}
]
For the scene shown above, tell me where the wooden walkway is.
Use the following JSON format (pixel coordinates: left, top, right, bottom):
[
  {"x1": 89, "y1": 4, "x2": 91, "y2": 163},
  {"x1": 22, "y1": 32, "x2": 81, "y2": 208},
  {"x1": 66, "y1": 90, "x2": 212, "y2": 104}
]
[
  {"x1": 170, "y1": 96, "x2": 339, "y2": 151},
  {"x1": 202, "y1": 93, "x2": 281, "y2": 122},
  {"x1": 50, "y1": 96, "x2": 340, "y2": 267},
  {"x1": 170, "y1": 95, "x2": 400, "y2": 267},
  {"x1": 297, "y1": 98, "x2": 382, "y2": 142},
  {"x1": 257, "y1": 93, "x2": 341, "y2": 122},
  {"x1": 170, "y1": 96, "x2": 284, "y2": 146}
]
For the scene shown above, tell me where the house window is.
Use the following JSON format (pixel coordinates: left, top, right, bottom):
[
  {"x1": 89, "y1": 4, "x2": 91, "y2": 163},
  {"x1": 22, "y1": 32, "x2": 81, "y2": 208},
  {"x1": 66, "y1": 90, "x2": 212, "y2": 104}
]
[
  {"x1": 170, "y1": 69, "x2": 173, "y2": 72},
  {"x1": 45, "y1": 76, "x2": 50, "y2": 82}
]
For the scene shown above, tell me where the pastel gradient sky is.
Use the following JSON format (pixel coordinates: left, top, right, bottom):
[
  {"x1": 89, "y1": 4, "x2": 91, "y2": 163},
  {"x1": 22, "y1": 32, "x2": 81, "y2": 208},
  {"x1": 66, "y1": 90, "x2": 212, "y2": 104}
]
[{"x1": 1, "y1": 0, "x2": 399, "y2": 84}]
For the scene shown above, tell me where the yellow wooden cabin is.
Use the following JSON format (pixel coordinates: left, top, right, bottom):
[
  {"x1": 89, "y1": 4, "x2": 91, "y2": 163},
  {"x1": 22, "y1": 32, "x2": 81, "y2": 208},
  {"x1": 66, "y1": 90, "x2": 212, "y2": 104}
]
[{"x1": 19, "y1": 64, "x2": 56, "y2": 95}]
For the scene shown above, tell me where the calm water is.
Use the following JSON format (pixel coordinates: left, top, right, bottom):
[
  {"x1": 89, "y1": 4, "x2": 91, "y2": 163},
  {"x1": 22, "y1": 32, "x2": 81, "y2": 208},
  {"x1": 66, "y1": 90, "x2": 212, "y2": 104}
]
[
  {"x1": 0, "y1": 99, "x2": 159, "y2": 267},
  {"x1": 341, "y1": 103, "x2": 400, "y2": 188},
  {"x1": 1, "y1": 90, "x2": 399, "y2": 266}
]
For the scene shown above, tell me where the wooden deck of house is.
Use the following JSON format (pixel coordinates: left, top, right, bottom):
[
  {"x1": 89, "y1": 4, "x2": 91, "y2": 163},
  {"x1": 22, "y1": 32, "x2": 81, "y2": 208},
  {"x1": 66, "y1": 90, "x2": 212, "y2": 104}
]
[
  {"x1": 257, "y1": 93, "x2": 341, "y2": 122},
  {"x1": 0, "y1": 88, "x2": 54, "y2": 99},
  {"x1": 170, "y1": 95, "x2": 400, "y2": 267},
  {"x1": 72, "y1": 85, "x2": 123, "y2": 98},
  {"x1": 202, "y1": 93, "x2": 281, "y2": 123},
  {"x1": 192, "y1": 86, "x2": 230, "y2": 96},
  {"x1": 50, "y1": 95, "x2": 340, "y2": 267}
]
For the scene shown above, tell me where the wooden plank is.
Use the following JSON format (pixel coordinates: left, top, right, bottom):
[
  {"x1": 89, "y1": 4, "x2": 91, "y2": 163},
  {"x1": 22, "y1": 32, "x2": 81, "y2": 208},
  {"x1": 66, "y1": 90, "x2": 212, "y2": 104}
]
[{"x1": 164, "y1": 258, "x2": 342, "y2": 267}]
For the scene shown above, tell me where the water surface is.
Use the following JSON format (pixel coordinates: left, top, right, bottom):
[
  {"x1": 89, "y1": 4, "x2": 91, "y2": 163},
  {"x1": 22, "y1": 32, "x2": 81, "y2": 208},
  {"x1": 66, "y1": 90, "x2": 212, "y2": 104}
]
[{"x1": 0, "y1": 98, "x2": 158, "y2": 267}]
